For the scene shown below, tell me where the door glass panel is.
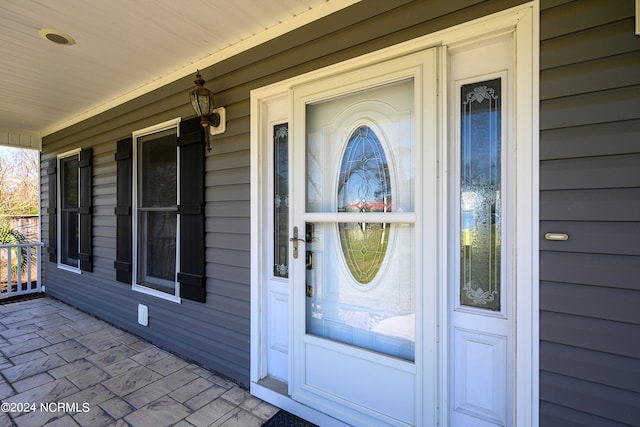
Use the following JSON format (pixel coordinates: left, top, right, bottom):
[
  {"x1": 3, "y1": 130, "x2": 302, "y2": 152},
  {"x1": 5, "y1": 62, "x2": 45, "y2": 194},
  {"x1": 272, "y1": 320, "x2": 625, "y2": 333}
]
[
  {"x1": 460, "y1": 78, "x2": 502, "y2": 311},
  {"x1": 306, "y1": 79, "x2": 414, "y2": 213},
  {"x1": 273, "y1": 123, "x2": 289, "y2": 278},
  {"x1": 304, "y1": 79, "x2": 415, "y2": 361},
  {"x1": 337, "y1": 126, "x2": 391, "y2": 284},
  {"x1": 306, "y1": 222, "x2": 415, "y2": 361}
]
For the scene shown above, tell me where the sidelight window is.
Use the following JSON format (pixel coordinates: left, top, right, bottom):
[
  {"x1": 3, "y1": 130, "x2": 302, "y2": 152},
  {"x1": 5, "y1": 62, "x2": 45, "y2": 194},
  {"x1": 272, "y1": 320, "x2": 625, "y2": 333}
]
[{"x1": 459, "y1": 78, "x2": 502, "y2": 311}]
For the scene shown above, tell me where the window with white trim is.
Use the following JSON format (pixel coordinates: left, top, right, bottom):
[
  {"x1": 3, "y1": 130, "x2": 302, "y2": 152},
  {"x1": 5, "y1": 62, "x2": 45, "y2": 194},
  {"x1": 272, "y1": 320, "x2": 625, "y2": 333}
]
[
  {"x1": 58, "y1": 150, "x2": 80, "y2": 270},
  {"x1": 115, "y1": 117, "x2": 206, "y2": 303},
  {"x1": 133, "y1": 122, "x2": 180, "y2": 300}
]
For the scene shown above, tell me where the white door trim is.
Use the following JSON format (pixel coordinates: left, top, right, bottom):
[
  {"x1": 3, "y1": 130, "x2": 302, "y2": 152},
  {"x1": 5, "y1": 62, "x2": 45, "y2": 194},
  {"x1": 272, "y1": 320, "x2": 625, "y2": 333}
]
[
  {"x1": 250, "y1": 3, "x2": 539, "y2": 426},
  {"x1": 513, "y1": 4, "x2": 540, "y2": 426}
]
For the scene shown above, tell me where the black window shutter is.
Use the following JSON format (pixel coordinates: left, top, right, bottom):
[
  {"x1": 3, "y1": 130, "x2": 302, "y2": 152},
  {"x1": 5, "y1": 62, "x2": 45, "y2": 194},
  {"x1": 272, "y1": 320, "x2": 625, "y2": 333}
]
[
  {"x1": 78, "y1": 148, "x2": 93, "y2": 272},
  {"x1": 114, "y1": 137, "x2": 133, "y2": 283},
  {"x1": 47, "y1": 159, "x2": 57, "y2": 263},
  {"x1": 178, "y1": 117, "x2": 206, "y2": 302}
]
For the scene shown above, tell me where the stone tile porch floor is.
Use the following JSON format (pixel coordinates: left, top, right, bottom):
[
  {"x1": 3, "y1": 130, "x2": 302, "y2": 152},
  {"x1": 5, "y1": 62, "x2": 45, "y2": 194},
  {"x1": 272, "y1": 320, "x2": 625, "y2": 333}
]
[{"x1": 0, "y1": 295, "x2": 281, "y2": 427}]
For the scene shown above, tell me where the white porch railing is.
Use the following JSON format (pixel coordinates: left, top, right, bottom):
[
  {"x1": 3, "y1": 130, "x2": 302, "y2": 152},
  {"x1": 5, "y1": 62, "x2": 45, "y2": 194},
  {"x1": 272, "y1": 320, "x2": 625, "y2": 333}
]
[{"x1": 0, "y1": 243, "x2": 42, "y2": 298}]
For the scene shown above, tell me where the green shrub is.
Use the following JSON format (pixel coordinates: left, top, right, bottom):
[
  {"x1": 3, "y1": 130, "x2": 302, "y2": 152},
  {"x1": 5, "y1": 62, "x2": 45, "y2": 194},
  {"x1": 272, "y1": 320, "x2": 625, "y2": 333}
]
[{"x1": 0, "y1": 221, "x2": 30, "y2": 278}]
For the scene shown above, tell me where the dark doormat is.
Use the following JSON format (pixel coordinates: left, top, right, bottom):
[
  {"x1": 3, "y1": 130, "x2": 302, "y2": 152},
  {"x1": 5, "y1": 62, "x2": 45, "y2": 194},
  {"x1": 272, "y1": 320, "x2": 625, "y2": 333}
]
[{"x1": 262, "y1": 410, "x2": 318, "y2": 427}]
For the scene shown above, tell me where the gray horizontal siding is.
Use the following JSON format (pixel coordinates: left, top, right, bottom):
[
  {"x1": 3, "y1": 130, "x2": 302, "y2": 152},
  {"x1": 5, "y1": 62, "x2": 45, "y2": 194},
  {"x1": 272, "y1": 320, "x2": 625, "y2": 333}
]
[
  {"x1": 540, "y1": 0, "x2": 632, "y2": 40},
  {"x1": 540, "y1": 371, "x2": 640, "y2": 425},
  {"x1": 540, "y1": 154, "x2": 640, "y2": 190},
  {"x1": 541, "y1": 311, "x2": 640, "y2": 359},
  {"x1": 540, "y1": 188, "x2": 640, "y2": 221},
  {"x1": 541, "y1": 342, "x2": 640, "y2": 393},
  {"x1": 540, "y1": 401, "x2": 632, "y2": 427},
  {"x1": 540, "y1": 0, "x2": 640, "y2": 424},
  {"x1": 540, "y1": 50, "x2": 640, "y2": 100},
  {"x1": 540, "y1": 251, "x2": 640, "y2": 290},
  {"x1": 540, "y1": 85, "x2": 640, "y2": 130},
  {"x1": 540, "y1": 281, "x2": 640, "y2": 324},
  {"x1": 541, "y1": 19, "x2": 639, "y2": 70},
  {"x1": 540, "y1": 119, "x2": 640, "y2": 160}
]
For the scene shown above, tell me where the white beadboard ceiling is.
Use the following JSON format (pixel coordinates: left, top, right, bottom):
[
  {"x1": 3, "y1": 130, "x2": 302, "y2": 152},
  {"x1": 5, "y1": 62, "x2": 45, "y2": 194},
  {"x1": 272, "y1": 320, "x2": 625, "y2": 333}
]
[{"x1": 0, "y1": 0, "x2": 358, "y2": 141}]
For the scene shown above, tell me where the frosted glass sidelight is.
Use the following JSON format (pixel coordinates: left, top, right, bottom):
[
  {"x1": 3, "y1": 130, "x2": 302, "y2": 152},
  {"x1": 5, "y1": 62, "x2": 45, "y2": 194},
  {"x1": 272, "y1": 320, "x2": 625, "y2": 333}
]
[
  {"x1": 273, "y1": 124, "x2": 289, "y2": 278},
  {"x1": 460, "y1": 78, "x2": 502, "y2": 311}
]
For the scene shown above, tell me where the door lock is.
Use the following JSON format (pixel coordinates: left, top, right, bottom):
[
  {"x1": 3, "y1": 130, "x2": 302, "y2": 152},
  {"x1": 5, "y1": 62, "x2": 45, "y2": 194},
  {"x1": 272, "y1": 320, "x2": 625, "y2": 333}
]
[{"x1": 289, "y1": 226, "x2": 306, "y2": 259}]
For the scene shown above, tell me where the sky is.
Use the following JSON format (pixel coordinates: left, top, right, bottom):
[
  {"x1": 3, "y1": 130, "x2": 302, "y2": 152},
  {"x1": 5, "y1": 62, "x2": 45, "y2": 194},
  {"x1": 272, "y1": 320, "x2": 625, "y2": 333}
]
[
  {"x1": 1, "y1": 147, "x2": 29, "y2": 166},
  {"x1": 0, "y1": 146, "x2": 38, "y2": 158}
]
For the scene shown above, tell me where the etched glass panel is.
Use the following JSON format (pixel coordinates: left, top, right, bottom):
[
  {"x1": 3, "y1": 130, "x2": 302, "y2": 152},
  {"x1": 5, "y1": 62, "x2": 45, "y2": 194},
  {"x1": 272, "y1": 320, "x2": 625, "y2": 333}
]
[
  {"x1": 460, "y1": 78, "x2": 502, "y2": 311},
  {"x1": 273, "y1": 123, "x2": 289, "y2": 278},
  {"x1": 337, "y1": 126, "x2": 391, "y2": 284}
]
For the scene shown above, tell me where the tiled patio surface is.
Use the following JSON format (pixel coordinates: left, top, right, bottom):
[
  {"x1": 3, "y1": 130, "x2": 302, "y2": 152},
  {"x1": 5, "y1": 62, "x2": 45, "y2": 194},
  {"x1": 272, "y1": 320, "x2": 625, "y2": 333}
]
[{"x1": 0, "y1": 296, "x2": 280, "y2": 427}]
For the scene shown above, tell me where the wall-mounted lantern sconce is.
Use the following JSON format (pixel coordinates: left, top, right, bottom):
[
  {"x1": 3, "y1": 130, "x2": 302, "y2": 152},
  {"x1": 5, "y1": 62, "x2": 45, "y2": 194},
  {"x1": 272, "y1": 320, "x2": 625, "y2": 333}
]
[{"x1": 189, "y1": 70, "x2": 226, "y2": 151}]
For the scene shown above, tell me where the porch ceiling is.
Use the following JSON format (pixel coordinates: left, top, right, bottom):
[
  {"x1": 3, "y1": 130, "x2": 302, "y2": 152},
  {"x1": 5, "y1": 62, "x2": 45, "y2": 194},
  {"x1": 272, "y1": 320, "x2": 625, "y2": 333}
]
[{"x1": 0, "y1": 0, "x2": 358, "y2": 140}]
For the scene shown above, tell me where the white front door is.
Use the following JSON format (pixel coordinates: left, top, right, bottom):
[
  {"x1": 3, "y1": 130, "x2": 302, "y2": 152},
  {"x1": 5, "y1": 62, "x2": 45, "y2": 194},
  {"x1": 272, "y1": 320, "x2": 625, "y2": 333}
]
[
  {"x1": 289, "y1": 50, "x2": 438, "y2": 426},
  {"x1": 250, "y1": 5, "x2": 537, "y2": 426}
]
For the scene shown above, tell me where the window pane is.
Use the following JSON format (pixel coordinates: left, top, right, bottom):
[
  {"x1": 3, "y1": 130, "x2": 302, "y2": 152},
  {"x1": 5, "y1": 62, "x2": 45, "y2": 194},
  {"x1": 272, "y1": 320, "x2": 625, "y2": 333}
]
[
  {"x1": 273, "y1": 123, "x2": 289, "y2": 278},
  {"x1": 60, "y1": 210, "x2": 78, "y2": 267},
  {"x1": 460, "y1": 78, "x2": 502, "y2": 311},
  {"x1": 138, "y1": 134, "x2": 177, "y2": 208},
  {"x1": 137, "y1": 211, "x2": 177, "y2": 294},
  {"x1": 60, "y1": 156, "x2": 78, "y2": 209}
]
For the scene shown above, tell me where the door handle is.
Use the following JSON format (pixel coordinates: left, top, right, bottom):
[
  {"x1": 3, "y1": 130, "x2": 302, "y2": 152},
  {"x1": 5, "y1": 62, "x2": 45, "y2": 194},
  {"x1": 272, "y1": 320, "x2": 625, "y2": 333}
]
[{"x1": 289, "y1": 226, "x2": 306, "y2": 259}]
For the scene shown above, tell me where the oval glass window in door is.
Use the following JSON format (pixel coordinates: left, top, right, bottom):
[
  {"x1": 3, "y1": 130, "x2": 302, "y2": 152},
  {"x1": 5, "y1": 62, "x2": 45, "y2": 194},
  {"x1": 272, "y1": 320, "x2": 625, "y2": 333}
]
[{"x1": 337, "y1": 125, "x2": 391, "y2": 285}]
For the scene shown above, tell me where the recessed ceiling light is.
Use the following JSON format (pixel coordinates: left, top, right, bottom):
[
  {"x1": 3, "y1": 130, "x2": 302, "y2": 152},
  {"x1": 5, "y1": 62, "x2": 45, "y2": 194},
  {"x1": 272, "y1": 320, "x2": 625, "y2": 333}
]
[{"x1": 39, "y1": 28, "x2": 75, "y2": 46}]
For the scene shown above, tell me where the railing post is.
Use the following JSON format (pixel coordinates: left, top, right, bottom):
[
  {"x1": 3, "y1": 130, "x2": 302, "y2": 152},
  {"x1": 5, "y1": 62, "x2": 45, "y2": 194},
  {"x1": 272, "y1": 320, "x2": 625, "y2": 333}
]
[
  {"x1": 7, "y1": 247, "x2": 12, "y2": 293},
  {"x1": 18, "y1": 245, "x2": 23, "y2": 291},
  {"x1": 36, "y1": 244, "x2": 42, "y2": 291}
]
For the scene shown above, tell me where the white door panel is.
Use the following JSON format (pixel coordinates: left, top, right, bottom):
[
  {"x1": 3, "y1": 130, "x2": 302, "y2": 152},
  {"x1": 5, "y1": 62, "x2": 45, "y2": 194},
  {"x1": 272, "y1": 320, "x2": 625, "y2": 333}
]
[
  {"x1": 267, "y1": 287, "x2": 289, "y2": 380},
  {"x1": 453, "y1": 328, "x2": 507, "y2": 425},
  {"x1": 303, "y1": 339, "x2": 415, "y2": 425}
]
